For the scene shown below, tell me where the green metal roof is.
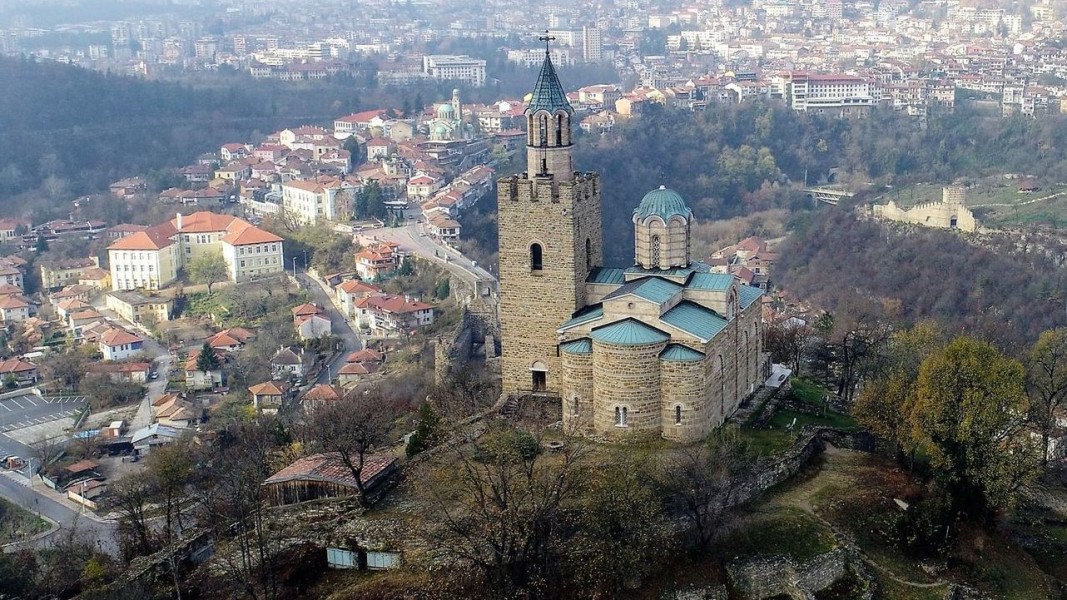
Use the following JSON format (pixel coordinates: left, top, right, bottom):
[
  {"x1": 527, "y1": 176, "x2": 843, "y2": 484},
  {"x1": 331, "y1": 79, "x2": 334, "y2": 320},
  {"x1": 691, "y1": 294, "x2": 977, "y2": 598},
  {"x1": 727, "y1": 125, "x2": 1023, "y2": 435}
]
[
  {"x1": 560, "y1": 338, "x2": 592, "y2": 354},
  {"x1": 633, "y1": 186, "x2": 692, "y2": 221},
  {"x1": 591, "y1": 318, "x2": 670, "y2": 346},
  {"x1": 660, "y1": 344, "x2": 706, "y2": 362},
  {"x1": 559, "y1": 304, "x2": 604, "y2": 330},
  {"x1": 686, "y1": 272, "x2": 736, "y2": 291},
  {"x1": 660, "y1": 301, "x2": 728, "y2": 342},
  {"x1": 587, "y1": 267, "x2": 626, "y2": 285},
  {"x1": 602, "y1": 277, "x2": 682, "y2": 305},
  {"x1": 739, "y1": 284, "x2": 764, "y2": 309},
  {"x1": 527, "y1": 53, "x2": 573, "y2": 115}
]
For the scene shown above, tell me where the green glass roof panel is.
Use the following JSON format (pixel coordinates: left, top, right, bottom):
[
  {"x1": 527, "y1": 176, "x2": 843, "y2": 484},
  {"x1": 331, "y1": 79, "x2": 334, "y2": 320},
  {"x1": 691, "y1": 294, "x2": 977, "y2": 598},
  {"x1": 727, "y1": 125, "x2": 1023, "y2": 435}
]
[
  {"x1": 560, "y1": 338, "x2": 592, "y2": 354},
  {"x1": 591, "y1": 318, "x2": 670, "y2": 346},
  {"x1": 660, "y1": 301, "x2": 728, "y2": 342},
  {"x1": 660, "y1": 343, "x2": 706, "y2": 362}
]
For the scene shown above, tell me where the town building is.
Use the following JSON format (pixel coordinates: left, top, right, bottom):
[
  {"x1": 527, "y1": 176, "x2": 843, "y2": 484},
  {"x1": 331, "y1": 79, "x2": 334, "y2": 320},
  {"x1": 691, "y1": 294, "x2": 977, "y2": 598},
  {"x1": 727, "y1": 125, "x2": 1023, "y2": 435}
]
[
  {"x1": 41, "y1": 258, "x2": 101, "y2": 291},
  {"x1": 107, "y1": 211, "x2": 284, "y2": 291},
  {"x1": 106, "y1": 291, "x2": 173, "y2": 324},
  {"x1": 774, "y1": 72, "x2": 874, "y2": 117},
  {"x1": 99, "y1": 328, "x2": 144, "y2": 361},
  {"x1": 422, "y1": 55, "x2": 487, "y2": 87},
  {"x1": 497, "y1": 52, "x2": 766, "y2": 443}
]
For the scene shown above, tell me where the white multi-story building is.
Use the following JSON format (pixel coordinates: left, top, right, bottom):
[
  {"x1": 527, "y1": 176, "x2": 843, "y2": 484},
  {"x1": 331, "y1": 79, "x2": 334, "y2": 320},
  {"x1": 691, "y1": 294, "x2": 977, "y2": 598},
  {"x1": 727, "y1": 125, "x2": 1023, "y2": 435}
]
[
  {"x1": 582, "y1": 26, "x2": 603, "y2": 63},
  {"x1": 775, "y1": 72, "x2": 873, "y2": 116},
  {"x1": 422, "y1": 55, "x2": 487, "y2": 87},
  {"x1": 280, "y1": 177, "x2": 360, "y2": 225},
  {"x1": 108, "y1": 212, "x2": 285, "y2": 291}
]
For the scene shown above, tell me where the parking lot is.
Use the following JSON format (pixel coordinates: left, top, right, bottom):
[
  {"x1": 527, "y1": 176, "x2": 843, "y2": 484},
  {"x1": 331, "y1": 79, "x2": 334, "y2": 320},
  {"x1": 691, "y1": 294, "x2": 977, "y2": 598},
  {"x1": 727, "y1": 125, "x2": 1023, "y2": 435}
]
[
  {"x1": 0, "y1": 394, "x2": 85, "y2": 434},
  {"x1": 0, "y1": 394, "x2": 87, "y2": 462}
]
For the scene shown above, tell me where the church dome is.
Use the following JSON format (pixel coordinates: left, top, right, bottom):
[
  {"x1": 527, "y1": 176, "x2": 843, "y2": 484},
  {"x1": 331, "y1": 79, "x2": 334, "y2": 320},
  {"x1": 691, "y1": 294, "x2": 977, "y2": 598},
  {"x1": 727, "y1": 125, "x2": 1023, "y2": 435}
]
[
  {"x1": 634, "y1": 186, "x2": 692, "y2": 222},
  {"x1": 436, "y1": 103, "x2": 454, "y2": 118},
  {"x1": 433, "y1": 124, "x2": 449, "y2": 138}
]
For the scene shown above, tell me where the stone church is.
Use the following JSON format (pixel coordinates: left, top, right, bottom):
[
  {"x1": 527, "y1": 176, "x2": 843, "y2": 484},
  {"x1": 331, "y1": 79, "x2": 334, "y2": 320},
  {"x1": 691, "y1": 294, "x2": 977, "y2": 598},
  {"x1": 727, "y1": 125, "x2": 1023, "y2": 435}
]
[{"x1": 497, "y1": 49, "x2": 767, "y2": 443}]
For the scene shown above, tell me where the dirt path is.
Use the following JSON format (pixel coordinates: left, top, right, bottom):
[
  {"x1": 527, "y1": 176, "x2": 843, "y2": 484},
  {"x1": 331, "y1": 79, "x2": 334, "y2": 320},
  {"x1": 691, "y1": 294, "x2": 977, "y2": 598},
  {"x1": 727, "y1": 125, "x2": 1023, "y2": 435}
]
[{"x1": 765, "y1": 444, "x2": 952, "y2": 592}]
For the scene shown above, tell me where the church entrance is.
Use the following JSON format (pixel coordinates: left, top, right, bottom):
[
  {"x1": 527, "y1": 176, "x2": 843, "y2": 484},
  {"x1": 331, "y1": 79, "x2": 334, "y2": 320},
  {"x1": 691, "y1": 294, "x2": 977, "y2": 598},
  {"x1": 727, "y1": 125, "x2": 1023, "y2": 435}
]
[{"x1": 532, "y1": 370, "x2": 546, "y2": 392}]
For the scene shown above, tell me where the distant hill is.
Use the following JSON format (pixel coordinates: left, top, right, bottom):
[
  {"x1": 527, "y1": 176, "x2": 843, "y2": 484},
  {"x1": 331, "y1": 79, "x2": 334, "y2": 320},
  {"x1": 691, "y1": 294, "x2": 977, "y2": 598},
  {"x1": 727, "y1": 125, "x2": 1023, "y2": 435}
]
[{"x1": 0, "y1": 57, "x2": 354, "y2": 214}]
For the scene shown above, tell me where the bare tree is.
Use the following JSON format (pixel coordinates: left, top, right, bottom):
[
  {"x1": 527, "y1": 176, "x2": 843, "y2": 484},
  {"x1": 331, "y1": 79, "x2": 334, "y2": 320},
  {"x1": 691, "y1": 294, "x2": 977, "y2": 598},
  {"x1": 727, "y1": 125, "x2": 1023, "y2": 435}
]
[
  {"x1": 300, "y1": 387, "x2": 402, "y2": 508},
  {"x1": 110, "y1": 471, "x2": 157, "y2": 560},
  {"x1": 659, "y1": 427, "x2": 755, "y2": 552},
  {"x1": 421, "y1": 424, "x2": 589, "y2": 598}
]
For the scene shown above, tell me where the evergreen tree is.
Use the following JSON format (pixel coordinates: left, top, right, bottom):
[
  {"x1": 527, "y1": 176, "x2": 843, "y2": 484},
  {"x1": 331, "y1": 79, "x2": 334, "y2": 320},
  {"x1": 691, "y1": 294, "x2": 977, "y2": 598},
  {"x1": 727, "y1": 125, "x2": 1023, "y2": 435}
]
[{"x1": 195, "y1": 342, "x2": 221, "y2": 373}]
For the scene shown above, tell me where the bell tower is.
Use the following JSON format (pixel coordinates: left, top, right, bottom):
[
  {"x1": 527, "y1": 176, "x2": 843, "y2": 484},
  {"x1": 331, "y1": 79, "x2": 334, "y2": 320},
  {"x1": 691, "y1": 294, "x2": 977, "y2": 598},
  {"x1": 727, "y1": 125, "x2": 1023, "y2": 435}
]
[{"x1": 497, "y1": 34, "x2": 603, "y2": 396}]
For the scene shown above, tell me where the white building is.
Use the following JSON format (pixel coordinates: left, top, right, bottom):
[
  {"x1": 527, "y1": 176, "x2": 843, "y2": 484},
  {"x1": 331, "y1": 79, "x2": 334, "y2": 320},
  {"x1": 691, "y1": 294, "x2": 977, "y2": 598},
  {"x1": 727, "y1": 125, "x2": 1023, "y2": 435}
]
[
  {"x1": 108, "y1": 212, "x2": 284, "y2": 291},
  {"x1": 99, "y1": 327, "x2": 145, "y2": 361},
  {"x1": 775, "y1": 72, "x2": 873, "y2": 116},
  {"x1": 422, "y1": 55, "x2": 487, "y2": 87},
  {"x1": 280, "y1": 177, "x2": 359, "y2": 225}
]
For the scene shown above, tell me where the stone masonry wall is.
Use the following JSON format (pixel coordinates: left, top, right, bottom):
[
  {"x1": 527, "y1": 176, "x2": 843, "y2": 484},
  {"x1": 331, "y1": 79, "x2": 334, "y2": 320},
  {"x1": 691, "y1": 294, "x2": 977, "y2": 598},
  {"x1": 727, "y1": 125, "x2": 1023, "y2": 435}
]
[
  {"x1": 561, "y1": 349, "x2": 594, "y2": 434},
  {"x1": 592, "y1": 338, "x2": 666, "y2": 437},
  {"x1": 497, "y1": 172, "x2": 601, "y2": 395},
  {"x1": 660, "y1": 358, "x2": 706, "y2": 442}
]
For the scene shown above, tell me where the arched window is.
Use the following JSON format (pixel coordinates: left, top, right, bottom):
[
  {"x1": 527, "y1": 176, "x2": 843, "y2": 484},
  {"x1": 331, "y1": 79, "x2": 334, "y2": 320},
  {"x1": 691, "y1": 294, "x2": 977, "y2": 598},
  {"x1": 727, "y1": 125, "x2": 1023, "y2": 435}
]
[
  {"x1": 585, "y1": 238, "x2": 592, "y2": 270},
  {"x1": 538, "y1": 115, "x2": 548, "y2": 147},
  {"x1": 555, "y1": 114, "x2": 564, "y2": 145},
  {"x1": 651, "y1": 235, "x2": 661, "y2": 266},
  {"x1": 530, "y1": 243, "x2": 543, "y2": 272},
  {"x1": 674, "y1": 405, "x2": 682, "y2": 425},
  {"x1": 615, "y1": 406, "x2": 628, "y2": 427}
]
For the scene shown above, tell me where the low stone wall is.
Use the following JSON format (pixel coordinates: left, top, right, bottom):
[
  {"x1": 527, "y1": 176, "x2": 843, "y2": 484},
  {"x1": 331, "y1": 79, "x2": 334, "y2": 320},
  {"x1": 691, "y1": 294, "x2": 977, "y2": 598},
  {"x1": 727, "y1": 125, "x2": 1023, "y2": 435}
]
[{"x1": 727, "y1": 547, "x2": 874, "y2": 600}]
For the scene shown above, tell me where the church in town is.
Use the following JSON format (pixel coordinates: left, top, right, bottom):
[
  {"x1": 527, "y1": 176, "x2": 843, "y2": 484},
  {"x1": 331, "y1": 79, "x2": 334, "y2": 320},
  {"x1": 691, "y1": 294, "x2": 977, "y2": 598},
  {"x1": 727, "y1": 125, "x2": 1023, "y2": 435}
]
[{"x1": 496, "y1": 48, "x2": 767, "y2": 443}]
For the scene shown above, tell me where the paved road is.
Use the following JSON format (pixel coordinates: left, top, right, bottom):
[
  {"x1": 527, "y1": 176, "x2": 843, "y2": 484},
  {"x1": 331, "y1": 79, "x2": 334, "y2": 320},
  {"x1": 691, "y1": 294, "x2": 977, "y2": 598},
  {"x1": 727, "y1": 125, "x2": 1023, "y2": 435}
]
[
  {"x1": 0, "y1": 471, "x2": 117, "y2": 554},
  {"x1": 298, "y1": 273, "x2": 362, "y2": 386},
  {"x1": 359, "y1": 222, "x2": 497, "y2": 288}
]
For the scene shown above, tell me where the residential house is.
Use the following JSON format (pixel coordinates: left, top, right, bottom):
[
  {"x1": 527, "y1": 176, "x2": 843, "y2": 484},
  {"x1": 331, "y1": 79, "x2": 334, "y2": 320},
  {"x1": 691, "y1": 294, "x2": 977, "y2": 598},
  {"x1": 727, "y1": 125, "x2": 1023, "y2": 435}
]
[
  {"x1": 99, "y1": 328, "x2": 144, "y2": 361},
  {"x1": 69, "y1": 309, "x2": 106, "y2": 333},
  {"x1": 0, "y1": 266, "x2": 23, "y2": 290},
  {"x1": 262, "y1": 453, "x2": 397, "y2": 506},
  {"x1": 335, "y1": 279, "x2": 382, "y2": 318},
  {"x1": 109, "y1": 177, "x2": 147, "y2": 198},
  {"x1": 337, "y1": 348, "x2": 384, "y2": 388},
  {"x1": 206, "y1": 327, "x2": 255, "y2": 352},
  {"x1": 302, "y1": 384, "x2": 344, "y2": 412},
  {"x1": 271, "y1": 346, "x2": 312, "y2": 381},
  {"x1": 184, "y1": 348, "x2": 226, "y2": 390},
  {"x1": 78, "y1": 267, "x2": 111, "y2": 290},
  {"x1": 49, "y1": 284, "x2": 94, "y2": 306},
  {"x1": 355, "y1": 295, "x2": 434, "y2": 336},
  {"x1": 426, "y1": 214, "x2": 461, "y2": 245},
  {"x1": 709, "y1": 236, "x2": 777, "y2": 289},
  {"x1": 0, "y1": 358, "x2": 38, "y2": 385},
  {"x1": 86, "y1": 361, "x2": 151, "y2": 383},
  {"x1": 406, "y1": 174, "x2": 443, "y2": 201},
  {"x1": 55, "y1": 298, "x2": 91, "y2": 321},
  {"x1": 0, "y1": 295, "x2": 30, "y2": 322},
  {"x1": 152, "y1": 393, "x2": 200, "y2": 428},
  {"x1": 0, "y1": 218, "x2": 28, "y2": 243},
  {"x1": 354, "y1": 242, "x2": 401, "y2": 281},
  {"x1": 249, "y1": 380, "x2": 291, "y2": 414},
  {"x1": 41, "y1": 258, "x2": 100, "y2": 291},
  {"x1": 106, "y1": 291, "x2": 173, "y2": 324},
  {"x1": 292, "y1": 303, "x2": 332, "y2": 340}
]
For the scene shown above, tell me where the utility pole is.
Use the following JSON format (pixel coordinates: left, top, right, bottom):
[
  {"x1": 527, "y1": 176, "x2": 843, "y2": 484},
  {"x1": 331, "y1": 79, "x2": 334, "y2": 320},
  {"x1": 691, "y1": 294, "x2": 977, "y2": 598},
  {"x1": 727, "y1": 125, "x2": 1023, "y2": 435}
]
[{"x1": 292, "y1": 256, "x2": 297, "y2": 279}]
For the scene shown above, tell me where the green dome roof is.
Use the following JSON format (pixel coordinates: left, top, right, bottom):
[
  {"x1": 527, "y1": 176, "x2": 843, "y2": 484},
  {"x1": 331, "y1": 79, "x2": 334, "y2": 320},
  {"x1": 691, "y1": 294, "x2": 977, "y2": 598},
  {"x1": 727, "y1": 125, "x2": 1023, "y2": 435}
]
[{"x1": 634, "y1": 186, "x2": 692, "y2": 221}]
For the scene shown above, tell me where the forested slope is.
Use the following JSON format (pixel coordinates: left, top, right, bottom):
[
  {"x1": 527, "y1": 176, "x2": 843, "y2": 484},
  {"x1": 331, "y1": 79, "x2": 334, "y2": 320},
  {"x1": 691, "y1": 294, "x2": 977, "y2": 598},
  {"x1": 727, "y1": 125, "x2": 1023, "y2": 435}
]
[
  {"x1": 572, "y1": 102, "x2": 1067, "y2": 264},
  {"x1": 0, "y1": 56, "x2": 360, "y2": 208},
  {"x1": 775, "y1": 210, "x2": 1067, "y2": 348}
]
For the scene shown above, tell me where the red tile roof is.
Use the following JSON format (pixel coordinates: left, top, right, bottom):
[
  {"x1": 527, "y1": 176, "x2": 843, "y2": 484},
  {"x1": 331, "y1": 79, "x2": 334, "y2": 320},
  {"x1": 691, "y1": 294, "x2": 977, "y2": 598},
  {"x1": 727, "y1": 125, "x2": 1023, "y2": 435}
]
[
  {"x1": 263, "y1": 452, "x2": 396, "y2": 490},
  {"x1": 100, "y1": 328, "x2": 142, "y2": 347}
]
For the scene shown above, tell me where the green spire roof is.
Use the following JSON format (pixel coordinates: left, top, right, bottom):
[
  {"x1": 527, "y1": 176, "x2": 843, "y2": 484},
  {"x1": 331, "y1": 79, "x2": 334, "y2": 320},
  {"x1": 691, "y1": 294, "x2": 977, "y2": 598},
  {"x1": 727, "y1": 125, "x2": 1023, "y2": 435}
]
[
  {"x1": 634, "y1": 186, "x2": 692, "y2": 221},
  {"x1": 527, "y1": 53, "x2": 573, "y2": 115}
]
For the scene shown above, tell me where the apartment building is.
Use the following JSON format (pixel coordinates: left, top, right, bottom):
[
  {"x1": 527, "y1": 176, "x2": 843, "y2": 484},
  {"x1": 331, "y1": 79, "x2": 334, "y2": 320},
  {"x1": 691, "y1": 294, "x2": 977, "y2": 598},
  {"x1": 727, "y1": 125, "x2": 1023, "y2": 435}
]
[{"x1": 422, "y1": 55, "x2": 486, "y2": 87}]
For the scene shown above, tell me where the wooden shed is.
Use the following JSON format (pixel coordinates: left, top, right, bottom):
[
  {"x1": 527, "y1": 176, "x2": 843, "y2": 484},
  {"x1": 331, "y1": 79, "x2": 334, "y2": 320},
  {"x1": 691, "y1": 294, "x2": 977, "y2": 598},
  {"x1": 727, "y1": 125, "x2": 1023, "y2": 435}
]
[{"x1": 261, "y1": 453, "x2": 397, "y2": 506}]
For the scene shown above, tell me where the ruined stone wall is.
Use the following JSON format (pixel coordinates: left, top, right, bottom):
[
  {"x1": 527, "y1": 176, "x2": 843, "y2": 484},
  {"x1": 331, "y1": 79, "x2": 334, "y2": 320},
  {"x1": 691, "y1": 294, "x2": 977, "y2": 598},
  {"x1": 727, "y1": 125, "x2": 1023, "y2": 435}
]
[{"x1": 497, "y1": 173, "x2": 601, "y2": 394}]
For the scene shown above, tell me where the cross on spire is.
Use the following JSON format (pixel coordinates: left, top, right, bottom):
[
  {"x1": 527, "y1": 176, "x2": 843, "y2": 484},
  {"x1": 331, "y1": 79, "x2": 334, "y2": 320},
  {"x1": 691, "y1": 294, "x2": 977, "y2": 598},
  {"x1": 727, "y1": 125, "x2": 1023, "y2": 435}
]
[{"x1": 538, "y1": 30, "x2": 556, "y2": 55}]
